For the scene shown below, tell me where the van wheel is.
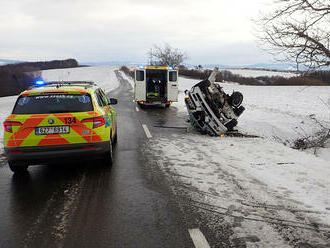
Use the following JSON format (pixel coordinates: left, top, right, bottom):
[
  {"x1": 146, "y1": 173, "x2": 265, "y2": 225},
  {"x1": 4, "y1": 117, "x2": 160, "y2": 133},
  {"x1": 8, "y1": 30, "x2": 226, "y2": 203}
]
[
  {"x1": 102, "y1": 139, "x2": 113, "y2": 166},
  {"x1": 8, "y1": 161, "x2": 28, "y2": 174}
]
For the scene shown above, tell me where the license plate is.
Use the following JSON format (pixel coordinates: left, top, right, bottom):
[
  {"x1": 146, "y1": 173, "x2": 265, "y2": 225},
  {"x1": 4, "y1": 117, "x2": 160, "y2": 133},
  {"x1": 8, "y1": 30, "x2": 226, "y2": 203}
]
[{"x1": 35, "y1": 126, "x2": 70, "y2": 135}]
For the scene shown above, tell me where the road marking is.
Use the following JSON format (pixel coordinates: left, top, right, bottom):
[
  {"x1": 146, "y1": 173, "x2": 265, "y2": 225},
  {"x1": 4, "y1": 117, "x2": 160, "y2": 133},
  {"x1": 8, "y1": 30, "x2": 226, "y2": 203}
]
[
  {"x1": 142, "y1": 124, "x2": 152, "y2": 138},
  {"x1": 188, "y1": 228, "x2": 210, "y2": 248},
  {"x1": 135, "y1": 106, "x2": 139, "y2": 112}
]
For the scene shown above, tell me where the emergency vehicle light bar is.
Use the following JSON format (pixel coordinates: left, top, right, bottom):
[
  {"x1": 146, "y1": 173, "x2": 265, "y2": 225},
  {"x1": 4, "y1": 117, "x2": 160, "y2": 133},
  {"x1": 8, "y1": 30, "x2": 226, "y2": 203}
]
[{"x1": 29, "y1": 81, "x2": 97, "y2": 89}]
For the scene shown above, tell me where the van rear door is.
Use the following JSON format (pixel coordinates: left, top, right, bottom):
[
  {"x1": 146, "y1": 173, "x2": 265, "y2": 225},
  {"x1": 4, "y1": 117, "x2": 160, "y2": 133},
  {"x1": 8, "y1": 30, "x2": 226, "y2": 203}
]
[
  {"x1": 167, "y1": 70, "x2": 179, "y2": 102},
  {"x1": 134, "y1": 69, "x2": 146, "y2": 101}
]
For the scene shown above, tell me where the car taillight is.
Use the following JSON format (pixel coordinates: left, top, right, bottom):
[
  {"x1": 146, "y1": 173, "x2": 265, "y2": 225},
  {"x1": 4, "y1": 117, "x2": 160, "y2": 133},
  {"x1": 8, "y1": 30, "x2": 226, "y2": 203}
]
[
  {"x1": 81, "y1": 116, "x2": 105, "y2": 128},
  {"x1": 3, "y1": 121, "x2": 22, "y2": 133}
]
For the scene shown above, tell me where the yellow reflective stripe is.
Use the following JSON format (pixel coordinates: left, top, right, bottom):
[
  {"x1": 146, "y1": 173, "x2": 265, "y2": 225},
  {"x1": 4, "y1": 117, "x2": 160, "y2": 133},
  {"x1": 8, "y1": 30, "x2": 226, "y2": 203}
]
[
  {"x1": 4, "y1": 132, "x2": 15, "y2": 147},
  {"x1": 61, "y1": 128, "x2": 87, "y2": 144},
  {"x1": 145, "y1": 66, "x2": 168, "y2": 70},
  {"x1": 20, "y1": 131, "x2": 44, "y2": 146}
]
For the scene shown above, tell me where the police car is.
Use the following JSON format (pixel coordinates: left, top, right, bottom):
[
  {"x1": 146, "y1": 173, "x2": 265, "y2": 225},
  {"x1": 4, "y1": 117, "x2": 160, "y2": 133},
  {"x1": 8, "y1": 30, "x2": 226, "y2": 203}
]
[{"x1": 3, "y1": 80, "x2": 117, "y2": 173}]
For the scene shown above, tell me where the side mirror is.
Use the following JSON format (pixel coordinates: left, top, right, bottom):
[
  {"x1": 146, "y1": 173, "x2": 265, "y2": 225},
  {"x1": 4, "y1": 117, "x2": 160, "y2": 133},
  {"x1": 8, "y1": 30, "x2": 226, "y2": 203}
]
[{"x1": 108, "y1": 98, "x2": 118, "y2": 105}]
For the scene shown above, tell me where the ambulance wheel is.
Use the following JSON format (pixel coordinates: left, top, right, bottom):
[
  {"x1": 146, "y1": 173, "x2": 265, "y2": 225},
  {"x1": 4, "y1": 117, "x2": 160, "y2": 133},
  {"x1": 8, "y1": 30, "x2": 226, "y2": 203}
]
[
  {"x1": 102, "y1": 139, "x2": 113, "y2": 167},
  {"x1": 138, "y1": 103, "x2": 146, "y2": 109},
  {"x1": 8, "y1": 161, "x2": 28, "y2": 174}
]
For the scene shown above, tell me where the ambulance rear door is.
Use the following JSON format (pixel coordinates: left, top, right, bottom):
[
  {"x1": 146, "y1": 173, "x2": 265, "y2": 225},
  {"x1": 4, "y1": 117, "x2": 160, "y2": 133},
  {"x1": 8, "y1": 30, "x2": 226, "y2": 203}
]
[
  {"x1": 134, "y1": 69, "x2": 146, "y2": 101},
  {"x1": 167, "y1": 70, "x2": 178, "y2": 102}
]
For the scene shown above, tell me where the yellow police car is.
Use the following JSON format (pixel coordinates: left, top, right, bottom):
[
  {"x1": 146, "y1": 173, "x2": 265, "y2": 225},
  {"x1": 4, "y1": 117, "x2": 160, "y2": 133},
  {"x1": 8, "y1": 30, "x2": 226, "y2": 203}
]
[{"x1": 3, "y1": 81, "x2": 117, "y2": 173}]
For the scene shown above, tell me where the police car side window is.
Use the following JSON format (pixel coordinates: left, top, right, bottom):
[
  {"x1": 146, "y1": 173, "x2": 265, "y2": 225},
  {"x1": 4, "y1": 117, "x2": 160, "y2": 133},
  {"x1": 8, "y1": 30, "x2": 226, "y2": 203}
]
[
  {"x1": 95, "y1": 91, "x2": 107, "y2": 107},
  {"x1": 99, "y1": 89, "x2": 109, "y2": 105}
]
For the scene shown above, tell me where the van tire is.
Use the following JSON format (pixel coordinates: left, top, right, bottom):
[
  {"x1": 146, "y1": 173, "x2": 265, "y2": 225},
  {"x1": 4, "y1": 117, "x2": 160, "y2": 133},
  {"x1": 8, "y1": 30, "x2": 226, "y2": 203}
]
[{"x1": 8, "y1": 161, "x2": 28, "y2": 174}]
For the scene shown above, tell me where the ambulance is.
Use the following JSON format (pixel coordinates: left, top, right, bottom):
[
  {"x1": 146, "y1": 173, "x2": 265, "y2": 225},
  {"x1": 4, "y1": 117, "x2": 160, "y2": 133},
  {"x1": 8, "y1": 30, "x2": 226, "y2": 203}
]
[{"x1": 134, "y1": 66, "x2": 179, "y2": 107}]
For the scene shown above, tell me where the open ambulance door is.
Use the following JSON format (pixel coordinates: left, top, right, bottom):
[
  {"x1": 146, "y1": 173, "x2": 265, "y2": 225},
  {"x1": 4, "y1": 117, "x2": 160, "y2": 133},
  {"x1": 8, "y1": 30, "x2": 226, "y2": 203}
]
[
  {"x1": 167, "y1": 70, "x2": 179, "y2": 102},
  {"x1": 134, "y1": 69, "x2": 146, "y2": 101}
]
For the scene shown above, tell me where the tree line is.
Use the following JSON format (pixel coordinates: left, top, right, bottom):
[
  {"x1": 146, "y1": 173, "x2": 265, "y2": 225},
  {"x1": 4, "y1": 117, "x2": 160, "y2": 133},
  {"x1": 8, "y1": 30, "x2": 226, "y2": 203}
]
[{"x1": 0, "y1": 59, "x2": 79, "y2": 97}]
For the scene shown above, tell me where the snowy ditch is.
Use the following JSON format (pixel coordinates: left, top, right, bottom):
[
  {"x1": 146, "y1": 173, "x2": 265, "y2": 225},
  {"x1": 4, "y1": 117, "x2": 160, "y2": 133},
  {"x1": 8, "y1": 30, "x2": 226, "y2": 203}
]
[{"x1": 141, "y1": 76, "x2": 330, "y2": 246}]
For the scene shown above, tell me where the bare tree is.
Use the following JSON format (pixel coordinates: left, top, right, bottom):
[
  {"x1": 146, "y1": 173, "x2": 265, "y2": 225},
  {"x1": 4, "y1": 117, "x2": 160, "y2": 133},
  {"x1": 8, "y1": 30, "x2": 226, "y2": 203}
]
[
  {"x1": 148, "y1": 43, "x2": 188, "y2": 67},
  {"x1": 256, "y1": 0, "x2": 330, "y2": 69}
]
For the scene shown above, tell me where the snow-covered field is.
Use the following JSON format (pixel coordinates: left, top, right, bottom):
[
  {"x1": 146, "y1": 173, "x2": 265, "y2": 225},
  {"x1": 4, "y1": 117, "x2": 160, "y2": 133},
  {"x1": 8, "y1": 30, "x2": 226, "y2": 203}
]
[
  {"x1": 0, "y1": 66, "x2": 119, "y2": 152},
  {"x1": 222, "y1": 69, "x2": 299, "y2": 78},
  {"x1": 42, "y1": 65, "x2": 119, "y2": 93}
]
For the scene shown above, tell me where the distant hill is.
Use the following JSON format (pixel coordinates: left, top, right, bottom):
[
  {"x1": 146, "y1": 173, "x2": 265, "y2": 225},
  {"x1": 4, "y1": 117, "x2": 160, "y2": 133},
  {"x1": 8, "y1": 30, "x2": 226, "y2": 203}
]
[{"x1": 0, "y1": 59, "x2": 25, "y2": 66}]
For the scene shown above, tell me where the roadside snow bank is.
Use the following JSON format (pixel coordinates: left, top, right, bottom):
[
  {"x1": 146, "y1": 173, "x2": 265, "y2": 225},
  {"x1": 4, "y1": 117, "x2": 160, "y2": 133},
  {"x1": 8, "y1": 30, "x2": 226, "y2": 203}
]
[
  {"x1": 117, "y1": 70, "x2": 134, "y2": 90},
  {"x1": 147, "y1": 133, "x2": 330, "y2": 246},
  {"x1": 42, "y1": 65, "x2": 120, "y2": 93}
]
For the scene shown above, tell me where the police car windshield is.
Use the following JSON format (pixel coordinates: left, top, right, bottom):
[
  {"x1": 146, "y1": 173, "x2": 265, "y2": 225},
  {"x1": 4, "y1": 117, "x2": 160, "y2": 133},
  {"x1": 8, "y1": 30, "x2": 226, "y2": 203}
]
[{"x1": 12, "y1": 94, "x2": 94, "y2": 114}]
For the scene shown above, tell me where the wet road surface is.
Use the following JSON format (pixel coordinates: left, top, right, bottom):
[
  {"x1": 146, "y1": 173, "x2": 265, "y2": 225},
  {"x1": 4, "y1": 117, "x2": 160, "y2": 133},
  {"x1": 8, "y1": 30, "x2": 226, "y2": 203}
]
[{"x1": 0, "y1": 71, "x2": 196, "y2": 248}]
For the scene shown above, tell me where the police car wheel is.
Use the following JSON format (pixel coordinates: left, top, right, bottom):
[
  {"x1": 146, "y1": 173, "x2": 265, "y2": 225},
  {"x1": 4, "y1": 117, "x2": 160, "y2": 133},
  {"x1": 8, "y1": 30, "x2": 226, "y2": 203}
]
[
  {"x1": 8, "y1": 161, "x2": 28, "y2": 174},
  {"x1": 112, "y1": 131, "x2": 118, "y2": 145},
  {"x1": 102, "y1": 139, "x2": 113, "y2": 166}
]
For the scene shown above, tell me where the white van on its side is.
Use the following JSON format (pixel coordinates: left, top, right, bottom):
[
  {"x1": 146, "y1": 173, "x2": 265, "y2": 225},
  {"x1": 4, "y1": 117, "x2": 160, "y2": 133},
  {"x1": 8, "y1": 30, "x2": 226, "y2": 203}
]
[{"x1": 134, "y1": 66, "x2": 178, "y2": 107}]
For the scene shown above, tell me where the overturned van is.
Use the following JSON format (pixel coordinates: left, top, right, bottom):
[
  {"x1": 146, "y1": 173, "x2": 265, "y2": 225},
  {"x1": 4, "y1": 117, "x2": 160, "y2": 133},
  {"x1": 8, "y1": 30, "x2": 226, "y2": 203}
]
[
  {"x1": 134, "y1": 66, "x2": 178, "y2": 107},
  {"x1": 185, "y1": 68, "x2": 245, "y2": 136}
]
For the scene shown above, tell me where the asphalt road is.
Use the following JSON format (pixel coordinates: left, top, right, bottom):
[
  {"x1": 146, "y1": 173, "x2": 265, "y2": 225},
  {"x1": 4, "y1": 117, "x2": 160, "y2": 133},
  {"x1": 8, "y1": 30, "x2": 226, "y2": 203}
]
[{"x1": 0, "y1": 71, "x2": 198, "y2": 248}]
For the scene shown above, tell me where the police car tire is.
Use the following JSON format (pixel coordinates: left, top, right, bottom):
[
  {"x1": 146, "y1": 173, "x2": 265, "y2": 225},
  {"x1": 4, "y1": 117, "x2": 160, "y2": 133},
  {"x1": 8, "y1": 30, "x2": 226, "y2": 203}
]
[
  {"x1": 112, "y1": 131, "x2": 118, "y2": 145},
  {"x1": 165, "y1": 104, "x2": 170, "y2": 108},
  {"x1": 103, "y1": 139, "x2": 113, "y2": 166},
  {"x1": 8, "y1": 161, "x2": 28, "y2": 174}
]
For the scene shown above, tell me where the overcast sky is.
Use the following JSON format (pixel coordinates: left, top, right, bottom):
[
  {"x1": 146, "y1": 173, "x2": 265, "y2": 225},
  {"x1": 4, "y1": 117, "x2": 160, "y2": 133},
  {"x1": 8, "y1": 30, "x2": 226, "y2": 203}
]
[{"x1": 0, "y1": 0, "x2": 275, "y2": 65}]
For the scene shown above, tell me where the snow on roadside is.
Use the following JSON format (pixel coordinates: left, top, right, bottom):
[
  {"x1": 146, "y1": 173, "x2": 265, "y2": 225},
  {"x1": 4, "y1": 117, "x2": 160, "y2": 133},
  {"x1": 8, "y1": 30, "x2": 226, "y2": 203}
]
[
  {"x1": 41, "y1": 65, "x2": 119, "y2": 93},
  {"x1": 117, "y1": 70, "x2": 134, "y2": 91},
  {"x1": 147, "y1": 134, "x2": 330, "y2": 246}
]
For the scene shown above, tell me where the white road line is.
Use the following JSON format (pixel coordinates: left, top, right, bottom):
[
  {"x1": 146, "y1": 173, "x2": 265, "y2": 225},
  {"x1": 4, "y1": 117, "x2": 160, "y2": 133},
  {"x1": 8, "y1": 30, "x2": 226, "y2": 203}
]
[
  {"x1": 188, "y1": 228, "x2": 210, "y2": 248},
  {"x1": 142, "y1": 124, "x2": 152, "y2": 138},
  {"x1": 135, "y1": 106, "x2": 139, "y2": 112}
]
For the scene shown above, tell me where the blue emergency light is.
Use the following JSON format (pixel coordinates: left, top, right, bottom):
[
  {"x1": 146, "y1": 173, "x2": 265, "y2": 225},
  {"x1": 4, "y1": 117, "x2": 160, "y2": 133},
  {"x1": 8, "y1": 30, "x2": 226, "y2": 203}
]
[{"x1": 35, "y1": 80, "x2": 45, "y2": 86}]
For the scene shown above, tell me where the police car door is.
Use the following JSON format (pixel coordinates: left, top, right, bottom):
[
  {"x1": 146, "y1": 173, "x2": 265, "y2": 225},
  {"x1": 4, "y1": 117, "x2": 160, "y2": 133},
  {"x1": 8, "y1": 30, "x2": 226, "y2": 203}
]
[
  {"x1": 167, "y1": 70, "x2": 178, "y2": 102},
  {"x1": 134, "y1": 69, "x2": 146, "y2": 101}
]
